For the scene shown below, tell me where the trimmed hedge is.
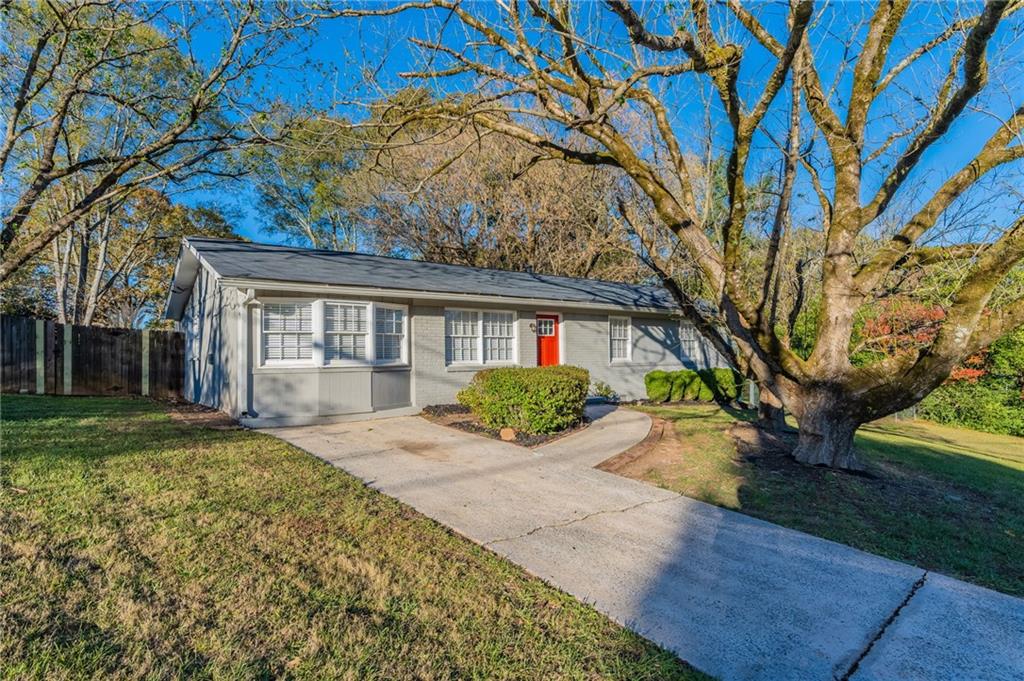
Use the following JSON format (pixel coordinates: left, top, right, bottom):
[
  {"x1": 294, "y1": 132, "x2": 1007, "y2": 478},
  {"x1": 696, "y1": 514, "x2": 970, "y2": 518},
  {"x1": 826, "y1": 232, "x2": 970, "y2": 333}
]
[
  {"x1": 457, "y1": 365, "x2": 590, "y2": 434},
  {"x1": 644, "y1": 368, "x2": 742, "y2": 404}
]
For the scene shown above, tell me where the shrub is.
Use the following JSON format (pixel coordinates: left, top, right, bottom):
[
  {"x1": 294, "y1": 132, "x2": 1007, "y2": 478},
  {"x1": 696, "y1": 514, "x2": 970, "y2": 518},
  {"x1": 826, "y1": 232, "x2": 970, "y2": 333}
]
[
  {"x1": 674, "y1": 370, "x2": 707, "y2": 401},
  {"x1": 591, "y1": 380, "x2": 618, "y2": 402},
  {"x1": 644, "y1": 370, "x2": 672, "y2": 402},
  {"x1": 457, "y1": 365, "x2": 590, "y2": 434},
  {"x1": 699, "y1": 368, "x2": 742, "y2": 402},
  {"x1": 918, "y1": 378, "x2": 1024, "y2": 437},
  {"x1": 644, "y1": 368, "x2": 734, "y2": 403},
  {"x1": 917, "y1": 328, "x2": 1024, "y2": 437}
]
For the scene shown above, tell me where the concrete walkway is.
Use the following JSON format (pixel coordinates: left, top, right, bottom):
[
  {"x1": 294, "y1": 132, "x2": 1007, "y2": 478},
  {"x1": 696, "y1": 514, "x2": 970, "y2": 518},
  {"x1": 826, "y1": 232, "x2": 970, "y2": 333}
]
[{"x1": 264, "y1": 407, "x2": 1024, "y2": 681}]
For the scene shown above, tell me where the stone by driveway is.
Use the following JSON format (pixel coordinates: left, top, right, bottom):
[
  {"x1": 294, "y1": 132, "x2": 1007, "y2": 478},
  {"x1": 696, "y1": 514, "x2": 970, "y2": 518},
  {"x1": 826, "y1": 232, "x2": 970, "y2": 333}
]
[{"x1": 264, "y1": 407, "x2": 1024, "y2": 681}]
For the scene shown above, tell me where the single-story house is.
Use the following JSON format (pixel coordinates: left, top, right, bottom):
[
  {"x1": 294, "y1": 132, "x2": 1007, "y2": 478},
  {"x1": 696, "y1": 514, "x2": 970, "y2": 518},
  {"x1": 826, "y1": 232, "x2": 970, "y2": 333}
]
[{"x1": 164, "y1": 237, "x2": 729, "y2": 426}]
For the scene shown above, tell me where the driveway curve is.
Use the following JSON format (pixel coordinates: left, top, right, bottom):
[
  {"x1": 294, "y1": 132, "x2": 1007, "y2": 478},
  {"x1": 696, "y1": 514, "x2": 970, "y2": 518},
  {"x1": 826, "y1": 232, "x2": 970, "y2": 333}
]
[{"x1": 265, "y1": 406, "x2": 1024, "y2": 681}]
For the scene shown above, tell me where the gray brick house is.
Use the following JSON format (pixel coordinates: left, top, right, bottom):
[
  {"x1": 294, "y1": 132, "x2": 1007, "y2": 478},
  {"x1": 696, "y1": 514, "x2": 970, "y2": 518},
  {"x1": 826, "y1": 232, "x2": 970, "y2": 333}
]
[{"x1": 165, "y1": 238, "x2": 729, "y2": 426}]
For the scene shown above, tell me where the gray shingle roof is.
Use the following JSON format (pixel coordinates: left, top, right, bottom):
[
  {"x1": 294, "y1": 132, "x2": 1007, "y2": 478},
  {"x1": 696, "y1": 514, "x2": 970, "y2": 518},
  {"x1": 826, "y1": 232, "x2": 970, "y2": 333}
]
[{"x1": 184, "y1": 237, "x2": 676, "y2": 311}]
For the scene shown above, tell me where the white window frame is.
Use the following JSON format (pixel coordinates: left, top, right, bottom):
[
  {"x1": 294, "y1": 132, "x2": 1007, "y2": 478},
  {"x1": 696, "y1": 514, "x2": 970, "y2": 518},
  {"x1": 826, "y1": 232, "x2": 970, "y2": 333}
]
[
  {"x1": 680, "y1": 321, "x2": 699, "y2": 360},
  {"x1": 258, "y1": 298, "x2": 316, "y2": 367},
  {"x1": 445, "y1": 307, "x2": 518, "y2": 366},
  {"x1": 373, "y1": 302, "x2": 409, "y2": 366},
  {"x1": 323, "y1": 300, "x2": 372, "y2": 366},
  {"x1": 256, "y1": 298, "x2": 408, "y2": 368},
  {"x1": 609, "y1": 315, "x2": 632, "y2": 364}
]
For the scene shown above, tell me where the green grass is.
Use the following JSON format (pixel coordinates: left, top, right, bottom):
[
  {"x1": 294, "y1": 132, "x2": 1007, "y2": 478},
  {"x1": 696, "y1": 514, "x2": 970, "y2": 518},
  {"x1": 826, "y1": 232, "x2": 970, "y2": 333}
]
[
  {"x1": 0, "y1": 396, "x2": 704, "y2": 680},
  {"x1": 633, "y1": 403, "x2": 1024, "y2": 597}
]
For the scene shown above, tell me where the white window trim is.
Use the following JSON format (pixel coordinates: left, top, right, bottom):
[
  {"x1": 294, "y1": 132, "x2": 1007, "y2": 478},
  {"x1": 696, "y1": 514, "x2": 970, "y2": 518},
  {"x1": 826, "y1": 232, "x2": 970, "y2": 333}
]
[
  {"x1": 679, "y1": 320, "x2": 699, "y2": 361},
  {"x1": 609, "y1": 315, "x2": 632, "y2": 364},
  {"x1": 445, "y1": 307, "x2": 519, "y2": 367},
  {"x1": 258, "y1": 298, "x2": 316, "y2": 368},
  {"x1": 322, "y1": 299, "x2": 372, "y2": 367},
  {"x1": 256, "y1": 298, "x2": 409, "y2": 368},
  {"x1": 373, "y1": 302, "x2": 409, "y2": 366}
]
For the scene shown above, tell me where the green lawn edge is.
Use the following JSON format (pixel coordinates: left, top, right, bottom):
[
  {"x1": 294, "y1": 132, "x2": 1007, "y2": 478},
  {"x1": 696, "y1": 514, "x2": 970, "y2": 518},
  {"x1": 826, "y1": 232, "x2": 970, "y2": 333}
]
[{"x1": 1, "y1": 395, "x2": 707, "y2": 680}]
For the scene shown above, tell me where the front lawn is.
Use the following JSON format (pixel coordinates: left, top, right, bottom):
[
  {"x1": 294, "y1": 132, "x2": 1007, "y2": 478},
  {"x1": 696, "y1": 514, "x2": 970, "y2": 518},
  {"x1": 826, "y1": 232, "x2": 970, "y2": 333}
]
[
  {"x1": 606, "y1": 404, "x2": 1024, "y2": 597},
  {"x1": 0, "y1": 396, "x2": 702, "y2": 680}
]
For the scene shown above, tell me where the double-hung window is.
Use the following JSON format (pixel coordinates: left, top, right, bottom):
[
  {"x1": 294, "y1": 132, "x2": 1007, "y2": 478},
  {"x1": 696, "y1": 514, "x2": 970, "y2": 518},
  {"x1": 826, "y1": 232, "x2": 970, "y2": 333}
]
[
  {"x1": 482, "y1": 311, "x2": 514, "y2": 362},
  {"x1": 324, "y1": 302, "x2": 368, "y2": 362},
  {"x1": 445, "y1": 309, "x2": 516, "y2": 365},
  {"x1": 375, "y1": 306, "x2": 405, "y2": 363},
  {"x1": 263, "y1": 302, "x2": 313, "y2": 363},
  {"x1": 445, "y1": 310, "x2": 479, "y2": 363},
  {"x1": 679, "y1": 323, "x2": 699, "y2": 360},
  {"x1": 260, "y1": 299, "x2": 408, "y2": 367},
  {"x1": 609, "y1": 316, "x2": 631, "y2": 362}
]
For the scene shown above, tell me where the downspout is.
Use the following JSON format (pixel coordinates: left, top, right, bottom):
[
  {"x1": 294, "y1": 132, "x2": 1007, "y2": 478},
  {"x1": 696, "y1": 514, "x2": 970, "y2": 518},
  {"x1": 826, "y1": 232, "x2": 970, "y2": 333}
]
[{"x1": 238, "y1": 288, "x2": 256, "y2": 418}]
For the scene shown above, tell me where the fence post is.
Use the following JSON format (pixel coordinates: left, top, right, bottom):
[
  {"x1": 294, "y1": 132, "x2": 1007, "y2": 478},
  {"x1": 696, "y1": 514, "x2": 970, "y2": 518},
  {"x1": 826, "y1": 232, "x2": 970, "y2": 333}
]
[
  {"x1": 63, "y1": 324, "x2": 72, "y2": 395},
  {"x1": 35, "y1": 319, "x2": 45, "y2": 394},
  {"x1": 141, "y1": 330, "x2": 150, "y2": 396}
]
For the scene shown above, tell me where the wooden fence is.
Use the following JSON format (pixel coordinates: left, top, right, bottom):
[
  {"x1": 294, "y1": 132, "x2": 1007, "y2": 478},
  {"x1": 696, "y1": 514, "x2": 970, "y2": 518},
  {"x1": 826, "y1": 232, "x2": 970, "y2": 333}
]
[{"x1": 1, "y1": 315, "x2": 184, "y2": 399}]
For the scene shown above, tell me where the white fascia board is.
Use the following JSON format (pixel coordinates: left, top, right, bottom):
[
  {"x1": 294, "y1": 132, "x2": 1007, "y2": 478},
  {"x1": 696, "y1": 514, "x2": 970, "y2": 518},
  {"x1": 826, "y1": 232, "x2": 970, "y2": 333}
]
[
  {"x1": 164, "y1": 238, "x2": 227, "y2": 320},
  {"x1": 216, "y1": 276, "x2": 678, "y2": 316}
]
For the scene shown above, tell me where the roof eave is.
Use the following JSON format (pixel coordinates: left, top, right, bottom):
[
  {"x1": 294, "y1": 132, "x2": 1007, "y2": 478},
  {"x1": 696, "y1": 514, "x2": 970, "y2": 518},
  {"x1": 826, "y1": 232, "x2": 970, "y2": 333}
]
[
  {"x1": 163, "y1": 240, "x2": 204, "y2": 321},
  {"x1": 216, "y1": 275, "x2": 678, "y2": 315}
]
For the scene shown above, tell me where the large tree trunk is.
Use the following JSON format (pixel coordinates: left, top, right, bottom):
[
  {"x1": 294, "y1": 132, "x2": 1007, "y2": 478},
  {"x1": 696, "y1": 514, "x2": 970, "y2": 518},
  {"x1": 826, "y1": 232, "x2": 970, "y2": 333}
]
[
  {"x1": 757, "y1": 386, "x2": 787, "y2": 433},
  {"x1": 790, "y1": 388, "x2": 863, "y2": 470}
]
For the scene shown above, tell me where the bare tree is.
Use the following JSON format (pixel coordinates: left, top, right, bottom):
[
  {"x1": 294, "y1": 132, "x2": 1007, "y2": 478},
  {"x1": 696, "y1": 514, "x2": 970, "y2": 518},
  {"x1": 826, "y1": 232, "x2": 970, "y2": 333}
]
[
  {"x1": 329, "y1": 0, "x2": 1024, "y2": 468},
  {"x1": 0, "y1": 0, "x2": 317, "y2": 282},
  {"x1": 358, "y1": 118, "x2": 645, "y2": 280}
]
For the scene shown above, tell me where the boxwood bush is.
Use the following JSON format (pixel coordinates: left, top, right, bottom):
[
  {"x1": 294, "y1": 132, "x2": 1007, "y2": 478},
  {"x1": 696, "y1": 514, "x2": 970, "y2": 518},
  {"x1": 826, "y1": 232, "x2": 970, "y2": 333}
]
[
  {"x1": 644, "y1": 370, "x2": 672, "y2": 403},
  {"x1": 457, "y1": 365, "x2": 590, "y2": 434},
  {"x1": 644, "y1": 367, "x2": 742, "y2": 404}
]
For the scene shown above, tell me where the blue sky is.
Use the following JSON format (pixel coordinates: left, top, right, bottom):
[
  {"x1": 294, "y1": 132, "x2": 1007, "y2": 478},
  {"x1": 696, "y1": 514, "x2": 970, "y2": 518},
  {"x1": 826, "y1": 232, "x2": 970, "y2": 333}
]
[{"x1": 184, "y1": 2, "x2": 1023, "y2": 247}]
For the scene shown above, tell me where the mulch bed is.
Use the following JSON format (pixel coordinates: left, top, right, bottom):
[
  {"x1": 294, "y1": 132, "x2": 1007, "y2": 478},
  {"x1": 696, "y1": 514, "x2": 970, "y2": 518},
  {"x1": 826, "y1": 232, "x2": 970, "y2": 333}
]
[{"x1": 420, "y1": 404, "x2": 590, "y2": 448}]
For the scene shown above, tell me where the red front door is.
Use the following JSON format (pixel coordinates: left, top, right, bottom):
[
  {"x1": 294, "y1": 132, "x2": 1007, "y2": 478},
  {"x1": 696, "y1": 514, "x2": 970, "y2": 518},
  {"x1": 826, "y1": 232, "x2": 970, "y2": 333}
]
[{"x1": 536, "y1": 315, "x2": 559, "y2": 366}]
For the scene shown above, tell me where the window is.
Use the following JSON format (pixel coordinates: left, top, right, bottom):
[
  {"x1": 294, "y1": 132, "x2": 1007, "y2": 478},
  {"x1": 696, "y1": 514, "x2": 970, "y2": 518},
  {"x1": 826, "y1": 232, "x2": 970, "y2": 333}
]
[
  {"x1": 263, "y1": 302, "x2": 313, "y2": 363},
  {"x1": 259, "y1": 299, "x2": 407, "y2": 367},
  {"x1": 483, "y1": 311, "x2": 514, "y2": 362},
  {"x1": 680, "y1": 323, "x2": 698, "y2": 359},
  {"x1": 445, "y1": 310, "x2": 479, "y2": 363},
  {"x1": 375, "y1": 306, "x2": 405, "y2": 362},
  {"x1": 445, "y1": 309, "x2": 517, "y2": 365},
  {"x1": 324, "y1": 303, "x2": 368, "y2": 361},
  {"x1": 610, "y1": 316, "x2": 630, "y2": 362},
  {"x1": 536, "y1": 318, "x2": 555, "y2": 336}
]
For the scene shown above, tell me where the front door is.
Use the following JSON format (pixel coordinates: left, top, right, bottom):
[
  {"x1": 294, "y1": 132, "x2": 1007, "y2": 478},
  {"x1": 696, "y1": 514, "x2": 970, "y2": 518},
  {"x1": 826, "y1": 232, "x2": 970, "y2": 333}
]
[{"x1": 536, "y1": 314, "x2": 559, "y2": 366}]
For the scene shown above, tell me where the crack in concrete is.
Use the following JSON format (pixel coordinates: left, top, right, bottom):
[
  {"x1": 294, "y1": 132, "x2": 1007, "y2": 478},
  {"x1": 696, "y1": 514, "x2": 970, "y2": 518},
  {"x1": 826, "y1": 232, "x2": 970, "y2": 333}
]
[
  {"x1": 483, "y1": 496, "x2": 677, "y2": 547},
  {"x1": 836, "y1": 571, "x2": 929, "y2": 681}
]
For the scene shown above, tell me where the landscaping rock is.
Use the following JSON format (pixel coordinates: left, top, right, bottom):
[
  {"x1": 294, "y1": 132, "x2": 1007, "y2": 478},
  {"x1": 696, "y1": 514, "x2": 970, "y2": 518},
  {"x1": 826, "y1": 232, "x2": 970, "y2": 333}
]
[{"x1": 499, "y1": 427, "x2": 517, "y2": 441}]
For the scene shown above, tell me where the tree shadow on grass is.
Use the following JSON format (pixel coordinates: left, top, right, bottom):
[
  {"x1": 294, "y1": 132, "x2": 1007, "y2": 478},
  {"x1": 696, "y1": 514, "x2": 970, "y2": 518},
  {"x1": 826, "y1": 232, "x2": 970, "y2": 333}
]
[{"x1": 627, "y1": 404, "x2": 1024, "y2": 597}]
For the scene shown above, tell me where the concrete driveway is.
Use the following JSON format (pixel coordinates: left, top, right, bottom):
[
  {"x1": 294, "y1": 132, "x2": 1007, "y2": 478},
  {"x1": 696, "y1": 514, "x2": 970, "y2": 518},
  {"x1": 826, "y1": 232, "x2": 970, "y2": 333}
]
[{"x1": 265, "y1": 407, "x2": 1024, "y2": 681}]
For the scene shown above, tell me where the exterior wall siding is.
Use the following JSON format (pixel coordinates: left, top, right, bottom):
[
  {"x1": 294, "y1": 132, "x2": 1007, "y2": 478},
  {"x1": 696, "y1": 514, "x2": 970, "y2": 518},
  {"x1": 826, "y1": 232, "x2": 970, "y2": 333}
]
[
  {"x1": 412, "y1": 304, "x2": 540, "y2": 406},
  {"x1": 182, "y1": 267, "x2": 236, "y2": 410},
  {"x1": 183, "y1": 278, "x2": 730, "y2": 420},
  {"x1": 562, "y1": 312, "x2": 726, "y2": 401}
]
